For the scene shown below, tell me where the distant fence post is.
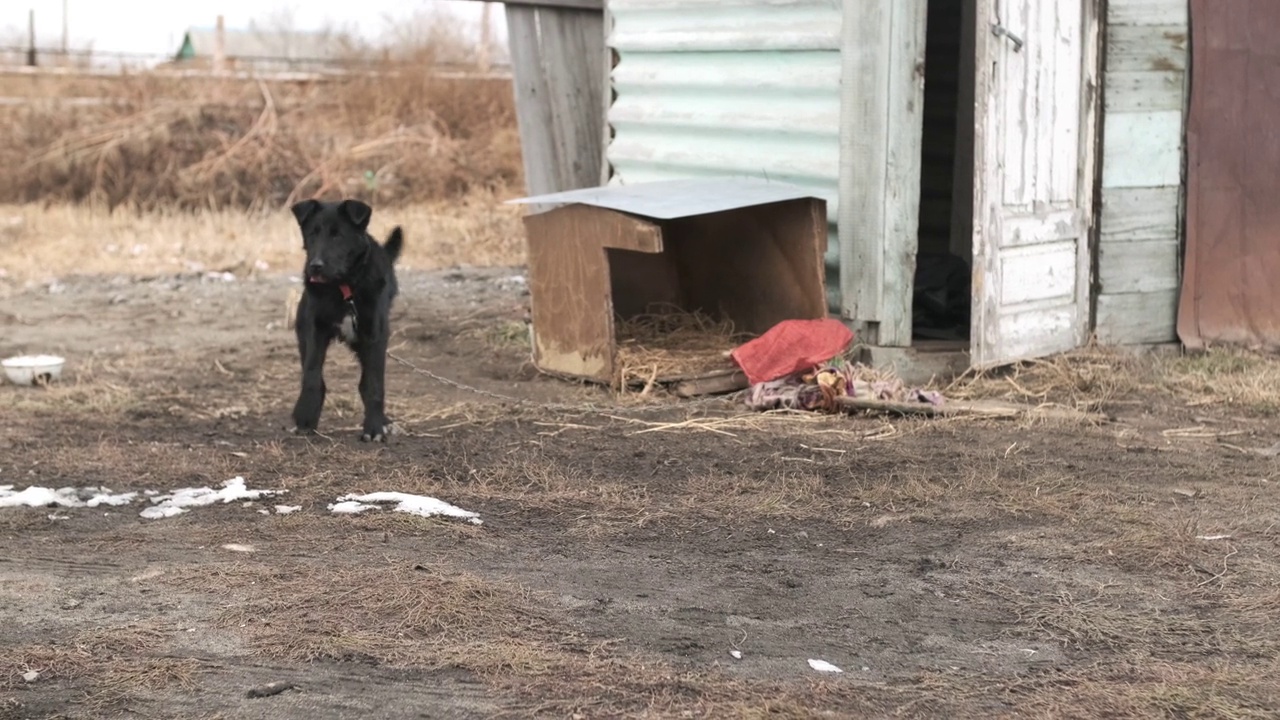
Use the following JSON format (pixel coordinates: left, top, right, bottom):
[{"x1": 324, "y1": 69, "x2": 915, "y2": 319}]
[
  {"x1": 499, "y1": 0, "x2": 606, "y2": 196},
  {"x1": 27, "y1": 10, "x2": 36, "y2": 67},
  {"x1": 213, "y1": 15, "x2": 227, "y2": 76}
]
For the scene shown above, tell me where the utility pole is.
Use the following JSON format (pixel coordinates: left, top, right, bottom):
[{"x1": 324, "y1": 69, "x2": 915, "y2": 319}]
[
  {"x1": 27, "y1": 9, "x2": 36, "y2": 67},
  {"x1": 62, "y1": 0, "x2": 69, "y2": 55},
  {"x1": 213, "y1": 14, "x2": 227, "y2": 75},
  {"x1": 478, "y1": 2, "x2": 492, "y2": 74}
]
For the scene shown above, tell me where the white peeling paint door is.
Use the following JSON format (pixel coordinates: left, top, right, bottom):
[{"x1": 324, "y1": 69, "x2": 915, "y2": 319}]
[{"x1": 971, "y1": 0, "x2": 1100, "y2": 368}]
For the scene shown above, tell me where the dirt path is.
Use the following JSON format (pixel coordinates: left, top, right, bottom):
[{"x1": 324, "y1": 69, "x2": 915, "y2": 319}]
[{"x1": 3, "y1": 269, "x2": 1279, "y2": 719}]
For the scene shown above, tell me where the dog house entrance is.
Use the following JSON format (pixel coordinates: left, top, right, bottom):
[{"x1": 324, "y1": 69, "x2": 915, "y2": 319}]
[{"x1": 510, "y1": 179, "x2": 831, "y2": 390}]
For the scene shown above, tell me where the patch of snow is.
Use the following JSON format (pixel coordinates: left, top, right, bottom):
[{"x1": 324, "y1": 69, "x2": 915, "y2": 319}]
[
  {"x1": 22, "y1": 670, "x2": 39, "y2": 683},
  {"x1": 275, "y1": 505, "x2": 302, "y2": 515},
  {"x1": 1196, "y1": 534, "x2": 1232, "y2": 541},
  {"x1": 221, "y1": 543, "x2": 255, "y2": 553},
  {"x1": 331, "y1": 491, "x2": 482, "y2": 525},
  {"x1": 729, "y1": 650, "x2": 743, "y2": 660},
  {"x1": 328, "y1": 500, "x2": 376, "y2": 514},
  {"x1": 807, "y1": 659, "x2": 843, "y2": 673},
  {"x1": 141, "y1": 476, "x2": 284, "y2": 520},
  {"x1": 140, "y1": 505, "x2": 186, "y2": 520},
  {"x1": 0, "y1": 485, "x2": 136, "y2": 509}
]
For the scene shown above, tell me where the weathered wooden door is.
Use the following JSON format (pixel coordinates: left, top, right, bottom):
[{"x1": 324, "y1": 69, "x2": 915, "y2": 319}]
[{"x1": 970, "y1": 0, "x2": 1100, "y2": 367}]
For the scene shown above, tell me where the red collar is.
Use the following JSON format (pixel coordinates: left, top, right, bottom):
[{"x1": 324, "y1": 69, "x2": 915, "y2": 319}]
[{"x1": 340, "y1": 284, "x2": 354, "y2": 301}]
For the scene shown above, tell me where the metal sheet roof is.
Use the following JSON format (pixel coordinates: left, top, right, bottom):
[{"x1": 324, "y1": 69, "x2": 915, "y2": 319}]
[{"x1": 508, "y1": 178, "x2": 820, "y2": 219}]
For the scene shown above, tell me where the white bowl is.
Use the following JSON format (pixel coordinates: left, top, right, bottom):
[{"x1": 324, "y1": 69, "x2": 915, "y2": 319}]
[{"x1": 2, "y1": 355, "x2": 66, "y2": 386}]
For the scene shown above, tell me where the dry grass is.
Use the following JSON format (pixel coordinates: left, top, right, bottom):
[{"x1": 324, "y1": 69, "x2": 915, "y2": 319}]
[
  {"x1": 0, "y1": 192, "x2": 523, "y2": 285},
  {"x1": 162, "y1": 559, "x2": 908, "y2": 718},
  {"x1": 0, "y1": 59, "x2": 521, "y2": 212},
  {"x1": 2, "y1": 625, "x2": 201, "y2": 711},
  {"x1": 172, "y1": 561, "x2": 568, "y2": 669},
  {"x1": 945, "y1": 344, "x2": 1280, "y2": 415}
]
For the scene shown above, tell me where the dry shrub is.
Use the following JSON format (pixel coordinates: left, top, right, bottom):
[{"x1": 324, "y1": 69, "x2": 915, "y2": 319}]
[{"x1": 0, "y1": 55, "x2": 521, "y2": 211}]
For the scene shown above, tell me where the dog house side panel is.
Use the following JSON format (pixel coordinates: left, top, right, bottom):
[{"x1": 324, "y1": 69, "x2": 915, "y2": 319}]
[{"x1": 523, "y1": 204, "x2": 664, "y2": 382}]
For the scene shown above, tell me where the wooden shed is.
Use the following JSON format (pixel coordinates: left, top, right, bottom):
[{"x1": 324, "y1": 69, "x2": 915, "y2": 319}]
[{"x1": 476, "y1": 0, "x2": 1191, "y2": 380}]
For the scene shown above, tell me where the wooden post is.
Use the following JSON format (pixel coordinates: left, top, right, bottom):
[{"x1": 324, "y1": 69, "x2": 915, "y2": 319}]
[
  {"x1": 213, "y1": 15, "x2": 227, "y2": 75},
  {"x1": 837, "y1": 0, "x2": 927, "y2": 348},
  {"x1": 505, "y1": 3, "x2": 606, "y2": 197}
]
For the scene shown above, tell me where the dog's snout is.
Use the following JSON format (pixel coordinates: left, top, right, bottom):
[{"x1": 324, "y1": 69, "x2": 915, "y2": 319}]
[{"x1": 307, "y1": 260, "x2": 324, "y2": 275}]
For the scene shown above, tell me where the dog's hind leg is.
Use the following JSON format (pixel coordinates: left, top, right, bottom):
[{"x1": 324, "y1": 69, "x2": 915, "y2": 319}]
[
  {"x1": 292, "y1": 324, "x2": 332, "y2": 434},
  {"x1": 356, "y1": 336, "x2": 392, "y2": 442}
]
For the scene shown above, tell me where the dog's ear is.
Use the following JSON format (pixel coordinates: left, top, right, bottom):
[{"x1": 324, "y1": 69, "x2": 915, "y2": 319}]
[
  {"x1": 290, "y1": 199, "x2": 320, "y2": 226},
  {"x1": 340, "y1": 200, "x2": 372, "y2": 231}
]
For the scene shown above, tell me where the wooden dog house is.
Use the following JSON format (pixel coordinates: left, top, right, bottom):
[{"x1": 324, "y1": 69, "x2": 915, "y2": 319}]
[{"x1": 509, "y1": 179, "x2": 829, "y2": 384}]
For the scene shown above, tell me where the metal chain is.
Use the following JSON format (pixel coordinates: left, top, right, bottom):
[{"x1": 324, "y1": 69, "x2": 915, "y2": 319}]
[{"x1": 387, "y1": 351, "x2": 742, "y2": 417}]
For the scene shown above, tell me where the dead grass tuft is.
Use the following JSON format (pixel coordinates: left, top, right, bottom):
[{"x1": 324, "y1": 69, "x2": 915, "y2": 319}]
[
  {"x1": 1009, "y1": 658, "x2": 1280, "y2": 720},
  {"x1": 945, "y1": 345, "x2": 1280, "y2": 415},
  {"x1": 1152, "y1": 348, "x2": 1280, "y2": 413},
  {"x1": 945, "y1": 347, "x2": 1135, "y2": 411},
  {"x1": 2, "y1": 625, "x2": 201, "y2": 711}
]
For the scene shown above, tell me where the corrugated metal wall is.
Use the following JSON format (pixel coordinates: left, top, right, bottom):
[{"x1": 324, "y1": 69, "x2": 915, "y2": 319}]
[{"x1": 604, "y1": 0, "x2": 844, "y2": 311}]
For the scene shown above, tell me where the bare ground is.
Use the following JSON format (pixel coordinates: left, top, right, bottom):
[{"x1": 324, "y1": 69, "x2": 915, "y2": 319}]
[{"x1": 3, "y1": 264, "x2": 1280, "y2": 719}]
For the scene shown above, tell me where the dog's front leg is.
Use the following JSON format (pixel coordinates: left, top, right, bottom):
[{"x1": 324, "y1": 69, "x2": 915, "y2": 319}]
[
  {"x1": 292, "y1": 326, "x2": 331, "y2": 434},
  {"x1": 357, "y1": 336, "x2": 391, "y2": 442}
]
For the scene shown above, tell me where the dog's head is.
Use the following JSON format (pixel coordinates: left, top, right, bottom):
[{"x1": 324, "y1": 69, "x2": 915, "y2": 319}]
[{"x1": 290, "y1": 199, "x2": 373, "y2": 284}]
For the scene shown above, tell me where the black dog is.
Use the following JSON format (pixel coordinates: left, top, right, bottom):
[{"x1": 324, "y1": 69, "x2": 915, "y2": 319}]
[{"x1": 289, "y1": 199, "x2": 404, "y2": 442}]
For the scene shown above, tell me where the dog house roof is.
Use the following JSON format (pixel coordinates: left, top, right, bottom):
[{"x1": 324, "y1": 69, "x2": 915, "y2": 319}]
[{"x1": 507, "y1": 178, "x2": 821, "y2": 220}]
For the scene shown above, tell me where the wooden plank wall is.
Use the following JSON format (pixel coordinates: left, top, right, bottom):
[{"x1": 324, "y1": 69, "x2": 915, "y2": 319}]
[
  {"x1": 505, "y1": 3, "x2": 606, "y2": 198},
  {"x1": 1094, "y1": 0, "x2": 1188, "y2": 344},
  {"x1": 839, "y1": 0, "x2": 927, "y2": 347}
]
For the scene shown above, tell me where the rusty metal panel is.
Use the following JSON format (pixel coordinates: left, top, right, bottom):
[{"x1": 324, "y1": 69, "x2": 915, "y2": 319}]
[{"x1": 1179, "y1": 0, "x2": 1280, "y2": 348}]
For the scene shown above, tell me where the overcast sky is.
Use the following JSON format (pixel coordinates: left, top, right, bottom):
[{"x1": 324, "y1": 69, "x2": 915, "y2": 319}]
[{"x1": 2, "y1": 1, "x2": 506, "y2": 60}]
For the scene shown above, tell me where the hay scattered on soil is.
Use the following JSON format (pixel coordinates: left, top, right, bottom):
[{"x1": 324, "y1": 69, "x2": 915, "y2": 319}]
[
  {"x1": 169, "y1": 561, "x2": 568, "y2": 670},
  {"x1": 2, "y1": 625, "x2": 201, "y2": 711},
  {"x1": 944, "y1": 344, "x2": 1280, "y2": 416},
  {"x1": 613, "y1": 307, "x2": 749, "y2": 394}
]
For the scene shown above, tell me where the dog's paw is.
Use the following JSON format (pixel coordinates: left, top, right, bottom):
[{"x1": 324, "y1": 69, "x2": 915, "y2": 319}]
[
  {"x1": 290, "y1": 425, "x2": 317, "y2": 436},
  {"x1": 359, "y1": 421, "x2": 398, "y2": 443}
]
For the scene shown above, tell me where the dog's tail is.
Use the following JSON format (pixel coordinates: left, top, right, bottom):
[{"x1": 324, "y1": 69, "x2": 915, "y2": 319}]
[{"x1": 384, "y1": 227, "x2": 404, "y2": 264}]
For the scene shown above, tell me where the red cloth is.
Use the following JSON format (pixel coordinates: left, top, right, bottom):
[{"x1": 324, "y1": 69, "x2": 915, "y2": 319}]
[{"x1": 731, "y1": 319, "x2": 855, "y2": 385}]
